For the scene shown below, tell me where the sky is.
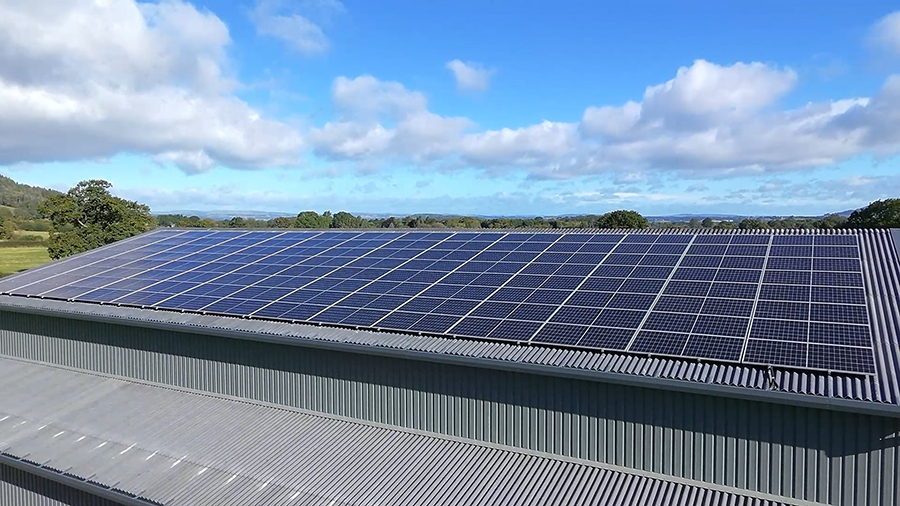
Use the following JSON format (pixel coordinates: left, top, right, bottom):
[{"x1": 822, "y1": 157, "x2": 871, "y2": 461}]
[{"x1": 2, "y1": 1, "x2": 900, "y2": 217}]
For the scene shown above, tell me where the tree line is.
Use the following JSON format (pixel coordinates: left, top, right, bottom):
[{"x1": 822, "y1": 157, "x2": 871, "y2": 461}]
[
  {"x1": 30, "y1": 179, "x2": 900, "y2": 260},
  {"x1": 156, "y1": 209, "x2": 654, "y2": 230}
]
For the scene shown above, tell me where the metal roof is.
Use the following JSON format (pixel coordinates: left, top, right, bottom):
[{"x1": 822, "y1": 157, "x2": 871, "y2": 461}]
[
  {"x1": 0, "y1": 356, "x2": 806, "y2": 506},
  {"x1": 0, "y1": 228, "x2": 898, "y2": 415}
]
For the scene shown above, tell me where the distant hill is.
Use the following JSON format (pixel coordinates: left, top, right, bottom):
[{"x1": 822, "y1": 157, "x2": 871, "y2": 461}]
[{"x1": 0, "y1": 175, "x2": 60, "y2": 218}]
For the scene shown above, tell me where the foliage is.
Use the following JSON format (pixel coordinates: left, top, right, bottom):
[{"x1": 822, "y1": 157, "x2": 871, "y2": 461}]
[
  {"x1": 738, "y1": 218, "x2": 769, "y2": 230},
  {"x1": 595, "y1": 210, "x2": 650, "y2": 229},
  {"x1": 0, "y1": 175, "x2": 61, "y2": 219},
  {"x1": 0, "y1": 215, "x2": 15, "y2": 240},
  {"x1": 18, "y1": 219, "x2": 51, "y2": 231},
  {"x1": 701, "y1": 218, "x2": 714, "y2": 228},
  {"x1": 331, "y1": 211, "x2": 369, "y2": 228},
  {"x1": 295, "y1": 211, "x2": 333, "y2": 228},
  {"x1": 39, "y1": 180, "x2": 155, "y2": 260},
  {"x1": 847, "y1": 199, "x2": 900, "y2": 228},
  {"x1": 688, "y1": 218, "x2": 701, "y2": 228},
  {"x1": 228, "y1": 216, "x2": 249, "y2": 228},
  {"x1": 267, "y1": 217, "x2": 294, "y2": 228}
]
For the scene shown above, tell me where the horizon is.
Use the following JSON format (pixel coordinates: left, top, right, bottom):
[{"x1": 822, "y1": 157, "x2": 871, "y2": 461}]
[{"x1": 2, "y1": 1, "x2": 900, "y2": 216}]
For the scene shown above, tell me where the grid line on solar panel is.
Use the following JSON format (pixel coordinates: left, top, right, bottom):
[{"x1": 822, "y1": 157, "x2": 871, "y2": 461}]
[
  {"x1": 9, "y1": 229, "x2": 881, "y2": 375},
  {"x1": 213, "y1": 233, "x2": 405, "y2": 320},
  {"x1": 1, "y1": 229, "x2": 210, "y2": 296},
  {"x1": 155, "y1": 233, "x2": 340, "y2": 310},
  {"x1": 735, "y1": 233, "x2": 773, "y2": 363},
  {"x1": 256, "y1": 233, "x2": 432, "y2": 320},
  {"x1": 42, "y1": 230, "x2": 268, "y2": 302},
  {"x1": 518, "y1": 233, "x2": 626, "y2": 344},
  {"x1": 111, "y1": 231, "x2": 322, "y2": 308},
  {"x1": 624, "y1": 234, "x2": 702, "y2": 352},
  {"x1": 394, "y1": 233, "x2": 557, "y2": 337}
]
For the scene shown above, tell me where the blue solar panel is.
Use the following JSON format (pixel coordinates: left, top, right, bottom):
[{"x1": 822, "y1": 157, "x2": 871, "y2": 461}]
[
  {"x1": 745, "y1": 340, "x2": 806, "y2": 368},
  {"x1": 683, "y1": 335, "x2": 743, "y2": 361},
  {"x1": 643, "y1": 312, "x2": 697, "y2": 333},
  {"x1": 578, "y1": 327, "x2": 633, "y2": 348},
  {"x1": 532, "y1": 323, "x2": 587, "y2": 345},
  {"x1": 551, "y1": 306, "x2": 602, "y2": 325},
  {"x1": 630, "y1": 331, "x2": 688, "y2": 355},
  {"x1": 7, "y1": 229, "x2": 877, "y2": 375}
]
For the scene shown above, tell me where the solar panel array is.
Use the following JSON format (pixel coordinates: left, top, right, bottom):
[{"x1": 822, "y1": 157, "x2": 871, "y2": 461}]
[{"x1": 0, "y1": 229, "x2": 876, "y2": 374}]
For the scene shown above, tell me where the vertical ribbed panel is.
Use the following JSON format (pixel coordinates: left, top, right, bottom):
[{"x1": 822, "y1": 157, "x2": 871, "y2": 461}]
[
  {"x1": 0, "y1": 314, "x2": 898, "y2": 506},
  {"x1": 0, "y1": 464, "x2": 123, "y2": 506}
]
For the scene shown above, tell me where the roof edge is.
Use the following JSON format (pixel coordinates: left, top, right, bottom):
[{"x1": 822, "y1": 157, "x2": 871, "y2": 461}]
[
  {"x1": 2, "y1": 301, "x2": 898, "y2": 419},
  {"x1": 0, "y1": 454, "x2": 160, "y2": 506}
]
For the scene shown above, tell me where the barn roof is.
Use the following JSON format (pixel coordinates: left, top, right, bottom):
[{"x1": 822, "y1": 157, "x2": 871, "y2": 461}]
[
  {"x1": 0, "y1": 356, "x2": 802, "y2": 506},
  {"x1": 0, "y1": 228, "x2": 898, "y2": 416}
]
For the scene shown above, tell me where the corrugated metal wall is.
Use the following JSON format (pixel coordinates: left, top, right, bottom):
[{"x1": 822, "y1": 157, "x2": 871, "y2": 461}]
[
  {"x1": 0, "y1": 464, "x2": 124, "y2": 506},
  {"x1": 0, "y1": 312, "x2": 898, "y2": 506}
]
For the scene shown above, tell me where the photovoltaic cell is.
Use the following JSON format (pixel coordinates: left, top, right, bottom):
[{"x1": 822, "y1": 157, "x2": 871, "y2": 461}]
[{"x1": 5, "y1": 229, "x2": 875, "y2": 375}]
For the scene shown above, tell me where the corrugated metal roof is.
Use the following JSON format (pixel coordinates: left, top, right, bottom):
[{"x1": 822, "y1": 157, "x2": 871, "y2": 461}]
[
  {"x1": 0, "y1": 228, "x2": 898, "y2": 412},
  {"x1": 0, "y1": 356, "x2": 806, "y2": 506}
]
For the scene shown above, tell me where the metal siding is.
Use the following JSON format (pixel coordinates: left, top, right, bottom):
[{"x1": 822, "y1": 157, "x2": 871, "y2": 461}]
[
  {"x1": 0, "y1": 358, "x2": 793, "y2": 506},
  {"x1": 0, "y1": 464, "x2": 125, "y2": 506},
  {"x1": 0, "y1": 316, "x2": 898, "y2": 504}
]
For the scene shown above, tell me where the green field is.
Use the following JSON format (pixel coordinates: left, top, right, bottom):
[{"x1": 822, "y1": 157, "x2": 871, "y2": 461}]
[
  {"x1": 14, "y1": 230, "x2": 50, "y2": 239},
  {"x1": 0, "y1": 247, "x2": 50, "y2": 277}
]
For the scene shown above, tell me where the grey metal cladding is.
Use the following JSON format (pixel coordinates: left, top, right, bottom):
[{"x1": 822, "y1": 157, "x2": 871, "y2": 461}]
[
  {"x1": 0, "y1": 357, "x2": 794, "y2": 506},
  {"x1": 0, "y1": 314, "x2": 898, "y2": 506},
  {"x1": 1, "y1": 464, "x2": 128, "y2": 506}
]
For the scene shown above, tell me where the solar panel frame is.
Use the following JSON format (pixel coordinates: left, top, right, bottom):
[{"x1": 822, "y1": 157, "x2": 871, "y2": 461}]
[{"x1": 11, "y1": 229, "x2": 880, "y2": 376}]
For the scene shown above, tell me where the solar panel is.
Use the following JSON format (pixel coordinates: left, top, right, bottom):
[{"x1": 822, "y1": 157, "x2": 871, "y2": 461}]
[{"x1": 2, "y1": 229, "x2": 877, "y2": 375}]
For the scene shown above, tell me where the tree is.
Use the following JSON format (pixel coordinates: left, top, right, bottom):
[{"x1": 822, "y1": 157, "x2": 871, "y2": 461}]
[
  {"x1": 701, "y1": 217, "x2": 714, "y2": 228},
  {"x1": 39, "y1": 179, "x2": 154, "y2": 260},
  {"x1": 595, "y1": 210, "x2": 649, "y2": 229},
  {"x1": 267, "y1": 217, "x2": 294, "y2": 228},
  {"x1": 688, "y1": 218, "x2": 701, "y2": 228},
  {"x1": 816, "y1": 214, "x2": 848, "y2": 229},
  {"x1": 228, "y1": 217, "x2": 248, "y2": 228},
  {"x1": 295, "y1": 211, "x2": 332, "y2": 228},
  {"x1": 331, "y1": 211, "x2": 368, "y2": 228},
  {"x1": 738, "y1": 218, "x2": 769, "y2": 230},
  {"x1": 847, "y1": 199, "x2": 900, "y2": 228},
  {"x1": 0, "y1": 215, "x2": 15, "y2": 239}
]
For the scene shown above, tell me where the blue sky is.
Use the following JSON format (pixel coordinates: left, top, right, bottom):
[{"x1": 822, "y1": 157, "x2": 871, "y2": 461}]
[{"x1": 2, "y1": 1, "x2": 900, "y2": 217}]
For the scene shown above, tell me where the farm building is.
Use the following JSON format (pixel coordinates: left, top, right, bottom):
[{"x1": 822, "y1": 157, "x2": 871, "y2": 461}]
[{"x1": 0, "y1": 227, "x2": 897, "y2": 506}]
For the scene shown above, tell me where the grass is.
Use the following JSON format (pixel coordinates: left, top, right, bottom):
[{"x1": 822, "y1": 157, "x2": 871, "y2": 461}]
[
  {"x1": 0, "y1": 246, "x2": 51, "y2": 277},
  {"x1": 14, "y1": 230, "x2": 50, "y2": 239}
]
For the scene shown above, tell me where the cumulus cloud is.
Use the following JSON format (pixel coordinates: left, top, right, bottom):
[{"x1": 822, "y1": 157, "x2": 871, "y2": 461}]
[
  {"x1": 0, "y1": 0, "x2": 304, "y2": 173},
  {"x1": 869, "y1": 11, "x2": 900, "y2": 55},
  {"x1": 310, "y1": 75, "x2": 473, "y2": 162},
  {"x1": 311, "y1": 59, "x2": 900, "y2": 180},
  {"x1": 446, "y1": 60, "x2": 494, "y2": 92},
  {"x1": 250, "y1": 0, "x2": 345, "y2": 56}
]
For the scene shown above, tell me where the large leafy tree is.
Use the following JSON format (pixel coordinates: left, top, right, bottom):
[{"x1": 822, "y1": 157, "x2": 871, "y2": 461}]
[
  {"x1": 331, "y1": 211, "x2": 368, "y2": 228},
  {"x1": 595, "y1": 210, "x2": 649, "y2": 229},
  {"x1": 738, "y1": 218, "x2": 769, "y2": 230},
  {"x1": 39, "y1": 180, "x2": 154, "y2": 260},
  {"x1": 847, "y1": 199, "x2": 900, "y2": 228},
  {"x1": 294, "y1": 211, "x2": 333, "y2": 228}
]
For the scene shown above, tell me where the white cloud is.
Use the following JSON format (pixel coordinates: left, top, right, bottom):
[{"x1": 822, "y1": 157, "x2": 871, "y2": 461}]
[
  {"x1": 310, "y1": 75, "x2": 473, "y2": 161},
  {"x1": 312, "y1": 60, "x2": 900, "y2": 180},
  {"x1": 446, "y1": 60, "x2": 494, "y2": 92},
  {"x1": 250, "y1": 0, "x2": 344, "y2": 56},
  {"x1": 869, "y1": 11, "x2": 900, "y2": 55},
  {"x1": 0, "y1": 0, "x2": 304, "y2": 173}
]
